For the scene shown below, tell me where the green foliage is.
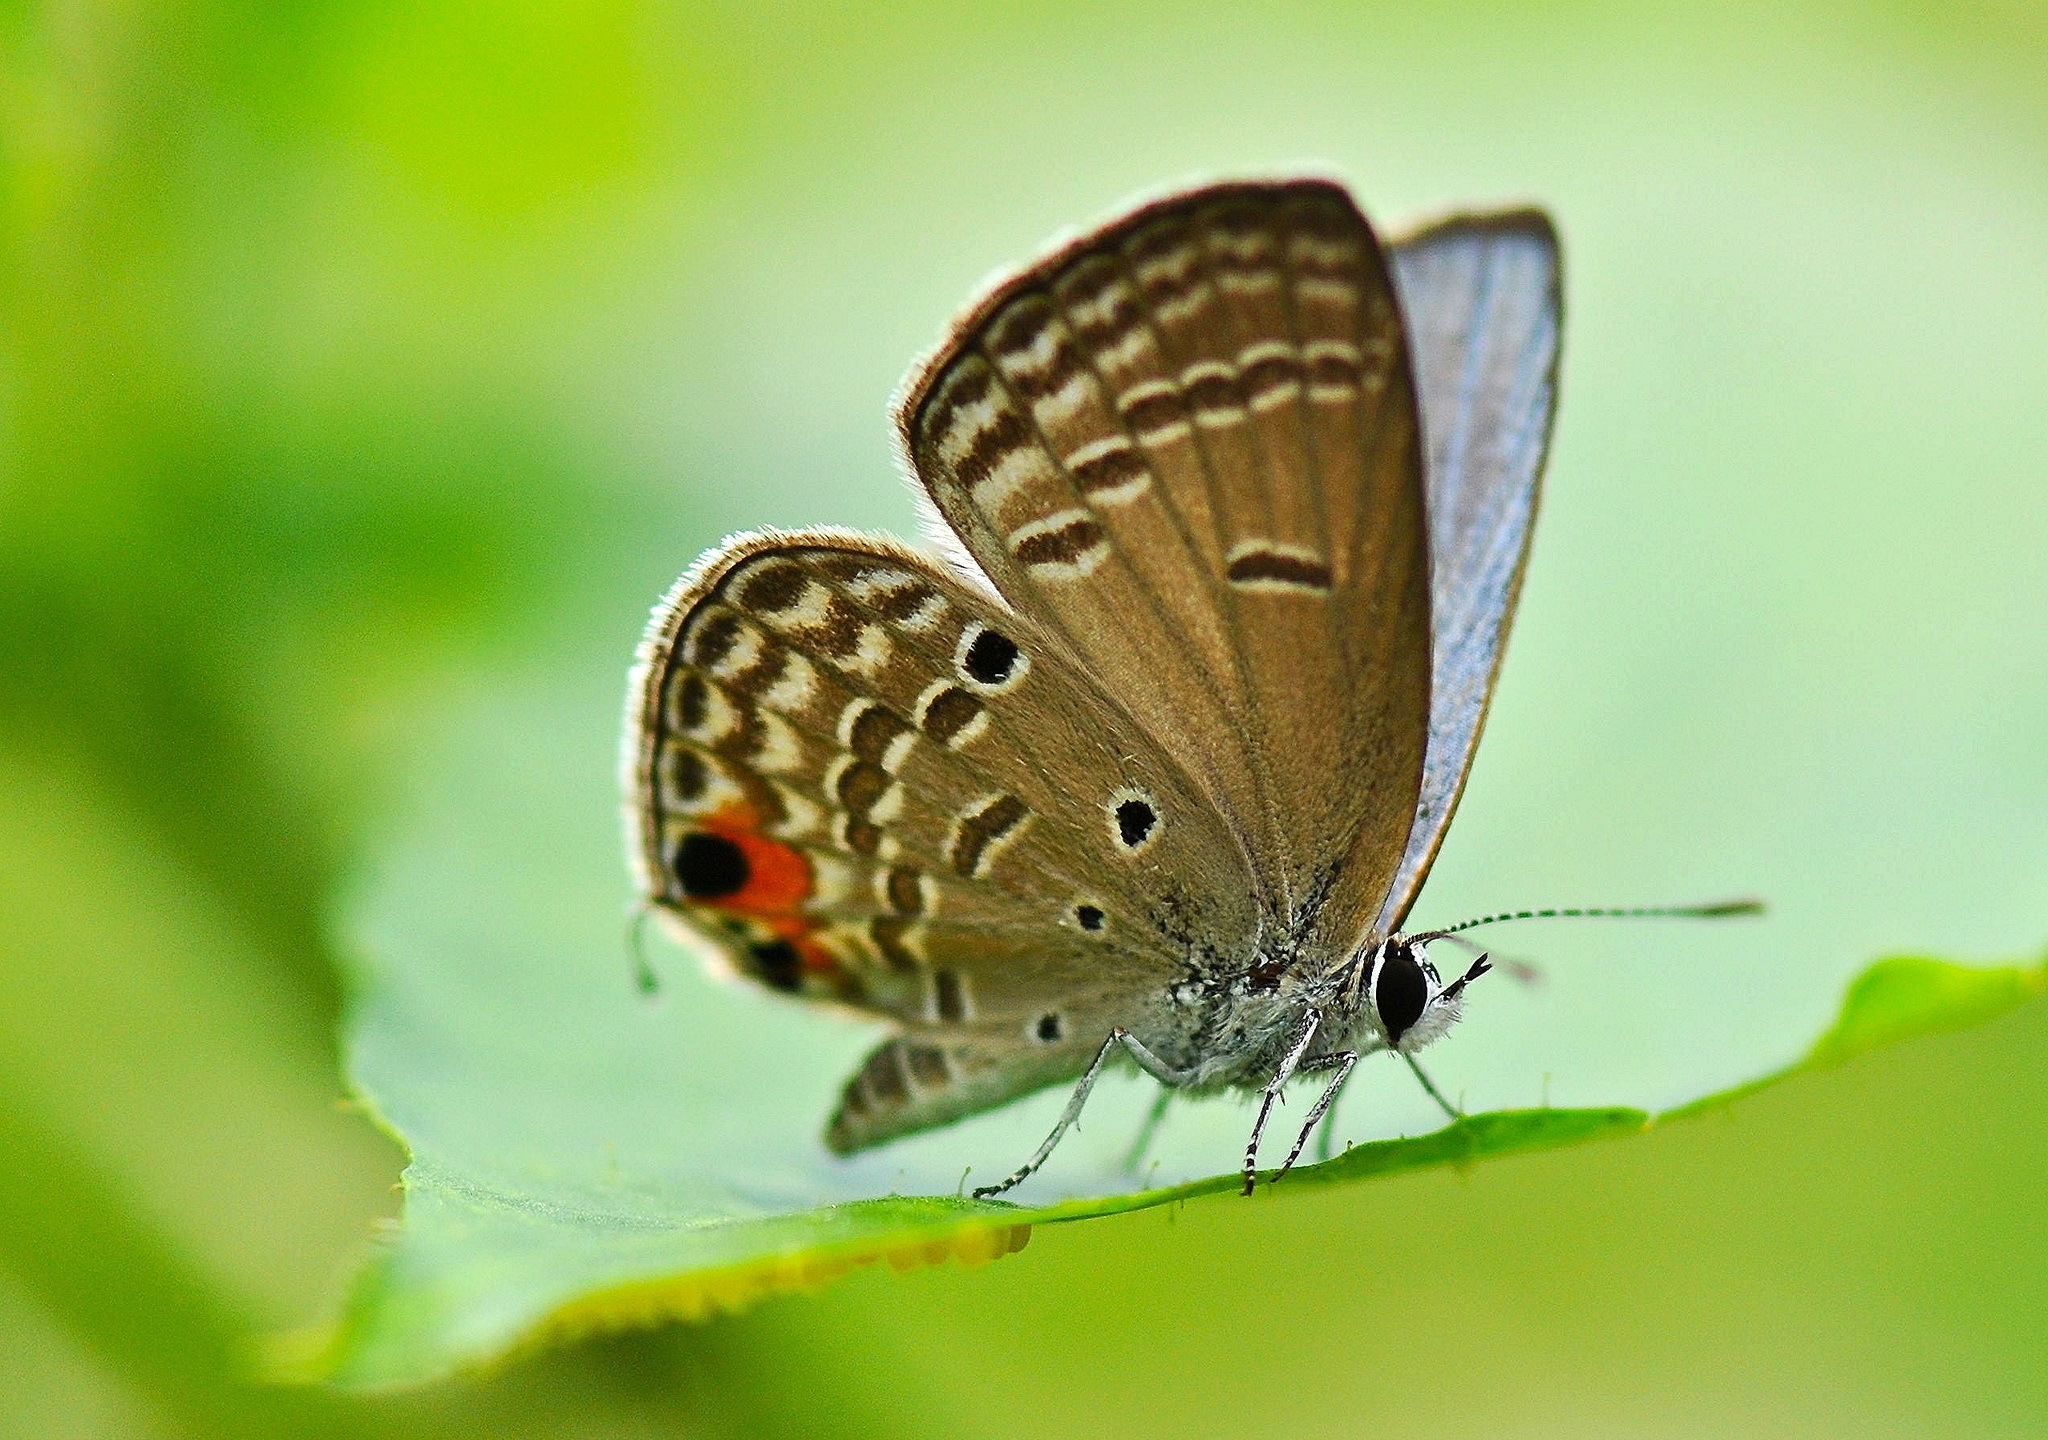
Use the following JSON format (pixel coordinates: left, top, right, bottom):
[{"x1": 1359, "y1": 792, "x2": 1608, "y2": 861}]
[{"x1": 315, "y1": 889, "x2": 2045, "y2": 1386}]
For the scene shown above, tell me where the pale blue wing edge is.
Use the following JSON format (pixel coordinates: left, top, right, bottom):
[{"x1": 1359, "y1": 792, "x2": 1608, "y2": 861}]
[{"x1": 1374, "y1": 210, "x2": 1563, "y2": 934}]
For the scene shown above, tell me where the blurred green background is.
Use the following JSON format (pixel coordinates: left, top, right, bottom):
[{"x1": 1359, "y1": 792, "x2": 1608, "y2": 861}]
[{"x1": 3, "y1": 0, "x2": 2046, "y2": 1435}]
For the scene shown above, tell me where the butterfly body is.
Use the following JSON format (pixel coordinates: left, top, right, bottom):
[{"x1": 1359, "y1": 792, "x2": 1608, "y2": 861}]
[{"x1": 626, "y1": 177, "x2": 1560, "y2": 1192}]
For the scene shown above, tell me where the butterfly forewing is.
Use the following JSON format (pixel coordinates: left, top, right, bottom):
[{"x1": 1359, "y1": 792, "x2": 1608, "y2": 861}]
[
  {"x1": 1374, "y1": 211, "x2": 1562, "y2": 932},
  {"x1": 898, "y1": 179, "x2": 1433, "y2": 954},
  {"x1": 628, "y1": 532, "x2": 1259, "y2": 1144}
]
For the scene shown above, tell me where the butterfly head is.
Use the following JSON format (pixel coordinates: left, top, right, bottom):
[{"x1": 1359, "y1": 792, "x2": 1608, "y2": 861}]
[{"x1": 1363, "y1": 936, "x2": 1492, "y2": 1053}]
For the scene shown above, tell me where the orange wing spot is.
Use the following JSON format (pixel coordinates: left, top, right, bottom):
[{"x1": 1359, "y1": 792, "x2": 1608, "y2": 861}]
[
  {"x1": 697, "y1": 805, "x2": 813, "y2": 916},
  {"x1": 686, "y1": 806, "x2": 856, "y2": 995}
]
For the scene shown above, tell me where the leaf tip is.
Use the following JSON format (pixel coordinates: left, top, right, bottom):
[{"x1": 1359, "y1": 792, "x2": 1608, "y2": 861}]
[{"x1": 1804, "y1": 955, "x2": 2047, "y2": 1071}]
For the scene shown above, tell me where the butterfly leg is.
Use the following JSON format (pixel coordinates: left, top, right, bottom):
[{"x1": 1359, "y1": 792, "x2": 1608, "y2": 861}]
[
  {"x1": 1241, "y1": 1010, "x2": 1324, "y2": 1196},
  {"x1": 1314, "y1": 1035, "x2": 1393, "y2": 1161},
  {"x1": 1119, "y1": 1086, "x2": 1175, "y2": 1176},
  {"x1": 973, "y1": 1029, "x2": 1194, "y2": 1200},
  {"x1": 1314, "y1": 1098, "x2": 1338, "y2": 1164},
  {"x1": 1274, "y1": 1051, "x2": 1358, "y2": 1182},
  {"x1": 1401, "y1": 1051, "x2": 1463, "y2": 1121}
]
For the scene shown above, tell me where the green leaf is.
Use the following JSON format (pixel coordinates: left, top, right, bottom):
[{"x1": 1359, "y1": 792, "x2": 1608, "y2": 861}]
[
  {"x1": 1805, "y1": 957, "x2": 2046, "y2": 1068},
  {"x1": 303, "y1": 650, "x2": 2048, "y2": 1390}
]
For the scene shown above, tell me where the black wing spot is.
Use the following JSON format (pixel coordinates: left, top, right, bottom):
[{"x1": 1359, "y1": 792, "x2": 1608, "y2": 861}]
[
  {"x1": 749, "y1": 939, "x2": 802, "y2": 992},
  {"x1": 1036, "y1": 1013, "x2": 1064, "y2": 1043},
  {"x1": 963, "y1": 627, "x2": 1020, "y2": 686},
  {"x1": 672, "y1": 831, "x2": 748, "y2": 899},
  {"x1": 1074, "y1": 903, "x2": 1106, "y2": 932},
  {"x1": 1114, "y1": 797, "x2": 1158, "y2": 850}
]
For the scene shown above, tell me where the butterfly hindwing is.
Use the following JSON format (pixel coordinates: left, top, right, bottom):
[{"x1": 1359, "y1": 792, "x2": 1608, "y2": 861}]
[
  {"x1": 1374, "y1": 211, "x2": 1563, "y2": 932},
  {"x1": 898, "y1": 178, "x2": 1433, "y2": 955},
  {"x1": 826, "y1": 991, "x2": 1132, "y2": 1154},
  {"x1": 628, "y1": 531, "x2": 1259, "y2": 1140}
]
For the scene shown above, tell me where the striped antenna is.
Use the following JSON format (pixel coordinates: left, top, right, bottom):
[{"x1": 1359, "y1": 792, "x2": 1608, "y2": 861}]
[{"x1": 1411, "y1": 898, "x2": 1764, "y2": 943}]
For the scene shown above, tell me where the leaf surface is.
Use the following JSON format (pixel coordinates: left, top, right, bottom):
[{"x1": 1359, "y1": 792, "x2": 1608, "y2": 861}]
[{"x1": 307, "y1": 652, "x2": 2047, "y2": 1388}]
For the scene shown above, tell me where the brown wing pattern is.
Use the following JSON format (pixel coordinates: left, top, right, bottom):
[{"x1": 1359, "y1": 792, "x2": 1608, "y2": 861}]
[
  {"x1": 627, "y1": 532, "x2": 1258, "y2": 1147},
  {"x1": 897, "y1": 179, "x2": 1432, "y2": 953}
]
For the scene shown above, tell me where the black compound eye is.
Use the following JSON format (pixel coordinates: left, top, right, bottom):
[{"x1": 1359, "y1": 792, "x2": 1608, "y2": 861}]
[{"x1": 1374, "y1": 945, "x2": 1429, "y2": 1043}]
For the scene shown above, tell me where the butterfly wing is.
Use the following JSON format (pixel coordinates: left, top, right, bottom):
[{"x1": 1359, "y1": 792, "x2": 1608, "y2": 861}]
[
  {"x1": 628, "y1": 188, "x2": 1554, "y2": 1154},
  {"x1": 825, "y1": 991, "x2": 1136, "y2": 1154},
  {"x1": 897, "y1": 178, "x2": 1433, "y2": 955},
  {"x1": 1374, "y1": 210, "x2": 1564, "y2": 933},
  {"x1": 626, "y1": 532, "x2": 1259, "y2": 1149}
]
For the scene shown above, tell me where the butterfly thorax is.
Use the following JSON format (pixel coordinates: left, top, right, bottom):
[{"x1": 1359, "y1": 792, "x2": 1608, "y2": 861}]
[
  {"x1": 1153, "y1": 922, "x2": 1472, "y2": 1090},
  {"x1": 1153, "y1": 922, "x2": 1372, "y2": 1089}
]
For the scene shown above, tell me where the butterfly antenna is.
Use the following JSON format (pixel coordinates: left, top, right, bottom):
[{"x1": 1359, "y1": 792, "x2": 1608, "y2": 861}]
[
  {"x1": 1427, "y1": 930, "x2": 1544, "y2": 985},
  {"x1": 627, "y1": 903, "x2": 661, "y2": 998},
  {"x1": 1411, "y1": 898, "x2": 1764, "y2": 944}
]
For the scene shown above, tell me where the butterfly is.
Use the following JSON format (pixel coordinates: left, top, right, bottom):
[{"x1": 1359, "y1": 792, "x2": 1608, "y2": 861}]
[{"x1": 626, "y1": 176, "x2": 1565, "y2": 1198}]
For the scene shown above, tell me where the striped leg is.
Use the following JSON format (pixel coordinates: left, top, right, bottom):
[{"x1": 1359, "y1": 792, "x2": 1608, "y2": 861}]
[
  {"x1": 1241, "y1": 1010, "x2": 1324, "y2": 1196},
  {"x1": 973, "y1": 1029, "x2": 1195, "y2": 1200},
  {"x1": 1276, "y1": 1050, "x2": 1360, "y2": 1181}
]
